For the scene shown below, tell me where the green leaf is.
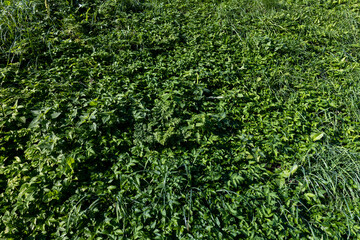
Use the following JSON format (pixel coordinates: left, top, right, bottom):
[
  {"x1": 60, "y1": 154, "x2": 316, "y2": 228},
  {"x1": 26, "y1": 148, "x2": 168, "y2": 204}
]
[
  {"x1": 304, "y1": 193, "x2": 316, "y2": 201},
  {"x1": 28, "y1": 115, "x2": 41, "y2": 128},
  {"x1": 310, "y1": 132, "x2": 325, "y2": 141},
  {"x1": 18, "y1": 116, "x2": 26, "y2": 123},
  {"x1": 290, "y1": 164, "x2": 298, "y2": 175},
  {"x1": 51, "y1": 112, "x2": 61, "y2": 119},
  {"x1": 89, "y1": 99, "x2": 98, "y2": 106}
]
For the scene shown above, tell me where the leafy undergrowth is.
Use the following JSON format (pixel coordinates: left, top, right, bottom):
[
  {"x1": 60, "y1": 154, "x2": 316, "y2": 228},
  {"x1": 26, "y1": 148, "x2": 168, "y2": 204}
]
[{"x1": 1, "y1": 0, "x2": 360, "y2": 239}]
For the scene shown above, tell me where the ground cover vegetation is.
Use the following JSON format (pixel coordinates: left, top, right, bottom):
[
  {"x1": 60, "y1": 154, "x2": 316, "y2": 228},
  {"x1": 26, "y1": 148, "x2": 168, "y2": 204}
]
[{"x1": 1, "y1": 0, "x2": 360, "y2": 238}]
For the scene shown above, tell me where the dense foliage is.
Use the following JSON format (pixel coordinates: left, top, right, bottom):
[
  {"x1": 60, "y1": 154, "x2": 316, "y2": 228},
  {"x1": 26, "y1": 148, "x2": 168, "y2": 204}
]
[{"x1": 1, "y1": 0, "x2": 360, "y2": 238}]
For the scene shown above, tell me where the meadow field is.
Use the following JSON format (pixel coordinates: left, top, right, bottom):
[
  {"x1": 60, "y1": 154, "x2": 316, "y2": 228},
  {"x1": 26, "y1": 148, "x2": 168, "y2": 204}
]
[{"x1": 1, "y1": 0, "x2": 360, "y2": 238}]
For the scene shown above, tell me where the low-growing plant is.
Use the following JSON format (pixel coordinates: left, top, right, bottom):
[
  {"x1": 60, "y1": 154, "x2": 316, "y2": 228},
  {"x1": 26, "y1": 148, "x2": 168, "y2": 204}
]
[{"x1": 1, "y1": 0, "x2": 360, "y2": 239}]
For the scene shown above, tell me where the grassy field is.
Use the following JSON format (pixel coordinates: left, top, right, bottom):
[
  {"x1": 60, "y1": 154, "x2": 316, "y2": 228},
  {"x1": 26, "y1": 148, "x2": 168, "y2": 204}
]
[{"x1": 1, "y1": 0, "x2": 360, "y2": 238}]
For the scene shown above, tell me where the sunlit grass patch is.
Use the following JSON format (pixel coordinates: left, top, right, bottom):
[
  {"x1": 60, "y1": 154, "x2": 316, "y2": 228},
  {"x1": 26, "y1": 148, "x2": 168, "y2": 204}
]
[{"x1": 300, "y1": 145, "x2": 360, "y2": 211}]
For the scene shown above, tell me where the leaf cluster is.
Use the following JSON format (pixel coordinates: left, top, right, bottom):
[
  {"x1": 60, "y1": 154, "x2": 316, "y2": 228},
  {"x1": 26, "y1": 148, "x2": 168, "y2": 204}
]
[{"x1": 1, "y1": 0, "x2": 360, "y2": 239}]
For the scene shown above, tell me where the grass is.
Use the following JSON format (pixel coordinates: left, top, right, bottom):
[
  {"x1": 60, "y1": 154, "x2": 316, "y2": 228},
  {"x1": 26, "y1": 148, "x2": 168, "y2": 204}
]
[
  {"x1": 1, "y1": 0, "x2": 360, "y2": 239},
  {"x1": 300, "y1": 145, "x2": 360, "y2": 209}
]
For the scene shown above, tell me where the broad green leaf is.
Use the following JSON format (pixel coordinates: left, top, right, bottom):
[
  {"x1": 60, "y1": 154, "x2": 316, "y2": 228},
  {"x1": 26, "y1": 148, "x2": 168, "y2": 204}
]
[
  {"x1": 51, "y1": 112, "x2": 61, "y2": 119},
  {"x1": 290, "y1": 164, "x2": 298, "y2": 175},
  {"x1": 28, "y1": 115, "x2": 41, "y2": 128},
  {"x1": 310, "y1": 132, "x2": 325, "y2": 141}
]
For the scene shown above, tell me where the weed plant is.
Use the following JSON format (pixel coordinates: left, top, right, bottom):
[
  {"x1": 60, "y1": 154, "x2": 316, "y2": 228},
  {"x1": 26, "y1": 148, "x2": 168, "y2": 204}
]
[{"x1": 1, "y1": 0, "x2": 360, "y2": 239}]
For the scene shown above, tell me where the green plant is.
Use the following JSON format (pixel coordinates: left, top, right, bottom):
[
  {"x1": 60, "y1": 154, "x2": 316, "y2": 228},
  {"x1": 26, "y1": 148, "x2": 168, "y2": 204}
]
[{"x1": 1, "y1": 0, "x2": 360, "y2": 239}]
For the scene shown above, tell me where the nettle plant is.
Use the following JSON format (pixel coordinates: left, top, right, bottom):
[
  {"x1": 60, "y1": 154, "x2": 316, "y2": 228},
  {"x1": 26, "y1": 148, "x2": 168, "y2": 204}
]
[{"x1": 1, "y1": 0, "x2": 360, "y2": 239}]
